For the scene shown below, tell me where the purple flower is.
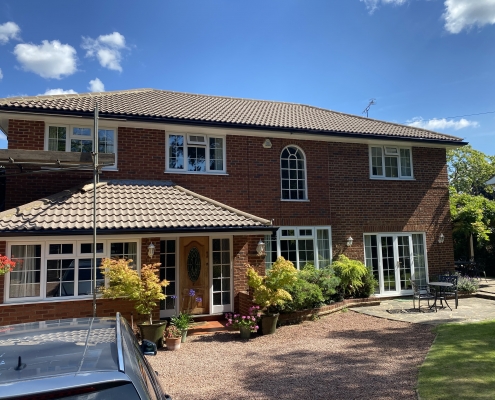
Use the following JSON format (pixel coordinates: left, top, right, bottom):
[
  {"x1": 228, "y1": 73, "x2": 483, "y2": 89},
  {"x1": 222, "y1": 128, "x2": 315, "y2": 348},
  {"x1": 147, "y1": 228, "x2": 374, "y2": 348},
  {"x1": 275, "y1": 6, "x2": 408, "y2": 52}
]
[
  {"x1": 170, "y1": 295, "x2": 177, "y2": 299},
  {"x1": 196, "y1": 297, "x2": 202, "y2": 303},
  {"x1": 189, "y1": 289, "x2": 196, "y2": 297}
]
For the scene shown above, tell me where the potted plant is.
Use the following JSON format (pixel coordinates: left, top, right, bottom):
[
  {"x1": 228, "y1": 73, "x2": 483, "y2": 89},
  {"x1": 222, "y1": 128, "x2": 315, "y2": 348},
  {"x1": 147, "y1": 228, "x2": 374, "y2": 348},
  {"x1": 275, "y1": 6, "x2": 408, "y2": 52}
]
[
  {"x1": 171, "y1": 312, "x2": 194, "y2": 343},
  {"x1": 225, "y1": 306, "x2": 261, "y2": 339},
  {"x1": 246, "y1": 257, "x2": 297, "y2": 335},
  {"x1": 0, "y1": 254, "x2": 16, "y2": 276},
  {"x1": 100, "y1": 258, "x2": 169, "y2": 347},
  {"x1": 164, "y1": 325, "x2": 182, "y2": 350}
]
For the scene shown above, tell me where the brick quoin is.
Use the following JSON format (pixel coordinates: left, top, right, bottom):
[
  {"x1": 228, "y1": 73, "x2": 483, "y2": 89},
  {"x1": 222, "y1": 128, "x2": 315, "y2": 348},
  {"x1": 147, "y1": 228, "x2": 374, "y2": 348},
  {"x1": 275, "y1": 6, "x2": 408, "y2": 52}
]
[{"x1": 2, "y1": 118, "x2": 456, "y2": 321}]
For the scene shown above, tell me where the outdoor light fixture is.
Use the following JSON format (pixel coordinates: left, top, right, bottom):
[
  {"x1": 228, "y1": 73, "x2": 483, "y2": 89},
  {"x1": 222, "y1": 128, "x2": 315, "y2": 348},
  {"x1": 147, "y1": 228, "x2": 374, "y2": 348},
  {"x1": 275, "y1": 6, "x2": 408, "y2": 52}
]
[
  {"x1": 256, "y1": 240, "x2": 266, "y2": 256},
  {"x1": 438, "y1": 233, "x2": 445, "y2": 244},
  {"x1": 148, "y1": 242, "x2": 155, "y2": 258},
  {"x1": 263, "y1": 139, "x2": 272, "y2": 149},
  {"x1": 346, "y1": 236, "x2": 353, "y2": 247}
]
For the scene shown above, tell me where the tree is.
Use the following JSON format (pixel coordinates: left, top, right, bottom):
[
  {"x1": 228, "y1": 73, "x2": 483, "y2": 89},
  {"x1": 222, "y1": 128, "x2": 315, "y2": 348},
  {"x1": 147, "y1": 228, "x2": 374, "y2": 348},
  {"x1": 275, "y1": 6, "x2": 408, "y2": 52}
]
[
  {"x1": 448, "y1": 146, "x2": 495, "y2": 266},
  {"x1": 447, "y1": 145, "x2": 495, "y2": 199}
]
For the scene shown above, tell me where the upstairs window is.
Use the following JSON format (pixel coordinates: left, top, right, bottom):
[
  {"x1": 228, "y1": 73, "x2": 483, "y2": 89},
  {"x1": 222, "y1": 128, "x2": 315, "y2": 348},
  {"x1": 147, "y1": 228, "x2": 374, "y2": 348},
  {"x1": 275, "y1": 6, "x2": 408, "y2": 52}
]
[
  {"x1": 166, "y1": 133, "x2": 225, "y2": 173},
  {"x1": 47, "y1": 125, "x2": 115, "y2": 155},
  {"x1": 370, "y1": 146, "x2": 413, "y2": 179},
  {"x1": 281, "y1": 145, "x2": 307, "y2": 200}
]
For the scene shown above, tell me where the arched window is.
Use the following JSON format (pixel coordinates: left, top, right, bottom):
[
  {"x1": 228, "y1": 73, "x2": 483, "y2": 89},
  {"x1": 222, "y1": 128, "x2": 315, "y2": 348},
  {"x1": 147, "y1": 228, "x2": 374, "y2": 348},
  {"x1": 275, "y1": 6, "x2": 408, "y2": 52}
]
[{"x1": 281, "y1": 146, "x2": 307, "y2": 200}]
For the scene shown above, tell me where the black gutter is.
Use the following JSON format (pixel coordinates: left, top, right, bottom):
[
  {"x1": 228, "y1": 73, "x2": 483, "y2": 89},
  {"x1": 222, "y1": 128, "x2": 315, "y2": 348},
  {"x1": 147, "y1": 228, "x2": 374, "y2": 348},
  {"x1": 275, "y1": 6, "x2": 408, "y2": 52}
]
[
  {"x1": 0, "y1": 225, "x2": 278, "y2": 237},
  {"x1": 0, "y1": 107, "x2": 468, "y2": 147}
]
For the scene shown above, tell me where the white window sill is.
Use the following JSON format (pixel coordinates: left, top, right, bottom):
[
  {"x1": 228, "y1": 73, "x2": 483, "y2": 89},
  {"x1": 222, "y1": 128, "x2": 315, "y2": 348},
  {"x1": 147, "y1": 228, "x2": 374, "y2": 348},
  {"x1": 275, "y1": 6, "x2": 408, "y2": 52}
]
[
  {"x1": 369, "y1": 177, "x2": 415, "y2": 181},
  {"x1": 280, "y1": 199, "x2": 310, "y2": 202},
  {"x1": 164, "y1": 170, "x2": 229, "y2": 176}
]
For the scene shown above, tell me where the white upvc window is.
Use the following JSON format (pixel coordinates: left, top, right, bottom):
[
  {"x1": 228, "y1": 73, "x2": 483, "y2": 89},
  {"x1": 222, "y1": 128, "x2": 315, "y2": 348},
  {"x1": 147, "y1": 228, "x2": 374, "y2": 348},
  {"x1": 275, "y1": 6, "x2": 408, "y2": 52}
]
[
  {"x1": 369, "y1": 145, "x2": 413, "y2": 179},
  {"x1": 5, "y1": 239, "x2": 138, "y2": 302},
  {"x1": 46, "y1": 124, "x2": 116, "y2": 155},
  {"x1": 166, "y1": 133, "x2": 226, "y2": 174},
  {"x1": 281, "y1": 145, "x2": 307, "y2": 200},
  {"x1": 265, "y1": 226, "x2": 332, "y2": 270}
]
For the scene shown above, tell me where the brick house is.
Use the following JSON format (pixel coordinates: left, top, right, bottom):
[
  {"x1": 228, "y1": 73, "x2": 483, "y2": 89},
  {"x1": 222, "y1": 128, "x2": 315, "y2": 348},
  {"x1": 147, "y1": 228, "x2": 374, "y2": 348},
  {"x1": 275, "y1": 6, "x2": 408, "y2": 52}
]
[{"x1": 0, "y1": 89, "x2": 465, "y2": 325}]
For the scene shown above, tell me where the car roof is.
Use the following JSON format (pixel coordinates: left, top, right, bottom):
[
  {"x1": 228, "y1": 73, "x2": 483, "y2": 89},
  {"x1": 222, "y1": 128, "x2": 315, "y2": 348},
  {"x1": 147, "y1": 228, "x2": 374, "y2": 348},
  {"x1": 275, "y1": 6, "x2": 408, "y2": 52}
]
[{"x1": 0, "y1": 316, "x2": 122, "y2": 384}]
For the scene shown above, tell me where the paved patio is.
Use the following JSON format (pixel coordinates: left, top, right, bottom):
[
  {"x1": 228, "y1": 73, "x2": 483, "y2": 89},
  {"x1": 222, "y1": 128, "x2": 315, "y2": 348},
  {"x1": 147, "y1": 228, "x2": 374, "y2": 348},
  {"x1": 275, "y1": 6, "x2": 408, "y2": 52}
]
[{"x1": 352, "y1": 278, "x2": 495, "y2": 325}]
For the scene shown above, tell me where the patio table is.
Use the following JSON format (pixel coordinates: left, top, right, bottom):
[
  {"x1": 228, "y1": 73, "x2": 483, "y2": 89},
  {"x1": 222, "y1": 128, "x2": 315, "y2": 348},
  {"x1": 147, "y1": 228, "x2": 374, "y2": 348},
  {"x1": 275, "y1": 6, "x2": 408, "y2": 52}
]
[{"x1": 428, "y1": 281, "x2": 453, "y2": 311}]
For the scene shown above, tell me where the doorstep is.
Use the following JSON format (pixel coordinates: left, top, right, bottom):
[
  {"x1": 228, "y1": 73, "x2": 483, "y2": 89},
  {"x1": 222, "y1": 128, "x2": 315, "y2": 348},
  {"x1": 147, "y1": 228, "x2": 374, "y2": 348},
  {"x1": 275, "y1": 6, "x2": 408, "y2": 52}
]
[{"x1": 187, "y1": 319, "x2": 229, "y2": 336}]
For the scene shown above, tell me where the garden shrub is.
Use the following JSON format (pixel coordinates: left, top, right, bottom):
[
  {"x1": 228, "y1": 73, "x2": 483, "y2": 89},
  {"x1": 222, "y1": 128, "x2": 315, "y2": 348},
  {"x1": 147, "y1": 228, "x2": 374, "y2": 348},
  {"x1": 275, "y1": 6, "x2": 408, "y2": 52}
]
[
  {"x1": 354, "y1": 267, "x2": 378, "y2": 298},
  {"x1": 456, "y1": 274, "x2": 480, "y2": 293},
  {"x1": 281, "y1": 278, "x2": 324, "y2": 312},
  {"x1": 332, "y1": 255, "x2": 368, "y2": 298},
  {"x1": 299, "y1": 263, "x2": 340, "y2": 303}
]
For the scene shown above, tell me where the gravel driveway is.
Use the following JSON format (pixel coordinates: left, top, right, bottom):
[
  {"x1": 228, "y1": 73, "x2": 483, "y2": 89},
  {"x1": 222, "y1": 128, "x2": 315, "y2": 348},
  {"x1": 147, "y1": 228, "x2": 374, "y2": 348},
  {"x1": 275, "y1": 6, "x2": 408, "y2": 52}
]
[{"x1": 148, "y1": 311, "x2": 435, "y2": 400}]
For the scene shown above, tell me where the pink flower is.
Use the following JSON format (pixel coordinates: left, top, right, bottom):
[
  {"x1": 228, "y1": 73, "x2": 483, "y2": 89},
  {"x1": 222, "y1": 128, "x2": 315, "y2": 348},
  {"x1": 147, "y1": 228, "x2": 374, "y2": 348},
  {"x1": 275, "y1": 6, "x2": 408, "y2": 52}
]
[
  {"x1": 242, "y1": 316, "x2": 246, "y2": 319},
  {"x1": 255, "y1": 325, "x2": 259, "y2": 330}
]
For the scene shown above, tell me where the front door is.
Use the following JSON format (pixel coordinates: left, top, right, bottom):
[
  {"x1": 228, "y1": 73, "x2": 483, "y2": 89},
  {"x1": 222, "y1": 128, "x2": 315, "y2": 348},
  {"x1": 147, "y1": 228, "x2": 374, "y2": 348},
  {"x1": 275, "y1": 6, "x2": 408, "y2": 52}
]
[{"x1": 179, "y1": 237, "x2": 208, "y2": 315}]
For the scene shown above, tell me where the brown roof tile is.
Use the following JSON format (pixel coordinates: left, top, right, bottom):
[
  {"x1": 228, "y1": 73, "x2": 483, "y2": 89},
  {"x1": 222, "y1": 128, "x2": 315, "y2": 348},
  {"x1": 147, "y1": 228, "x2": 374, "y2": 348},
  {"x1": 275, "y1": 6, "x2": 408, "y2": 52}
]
[
  {"x1": 0, "y1": 180, "x2": 271, "y2": 234},
  {"x1": 0, "y1": 88, "x2": 462, "y2": 142}
]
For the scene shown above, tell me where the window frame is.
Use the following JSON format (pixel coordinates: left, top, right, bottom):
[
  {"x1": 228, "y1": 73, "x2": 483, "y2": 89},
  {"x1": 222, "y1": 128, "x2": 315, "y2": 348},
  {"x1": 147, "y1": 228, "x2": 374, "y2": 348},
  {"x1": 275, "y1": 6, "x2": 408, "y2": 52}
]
[
  {"x1": 280, "y1": 145, "x2": 308, "y2": 201},
  {"x1": 4, "y1": 239, "x2": 140, "y2": 303},
  {"x1": 267, "y1": 226, "x2": 332, "y2": 270},
  {"x1": 44, "y1": 124, "x2": 118, "y2": 170},
  {"x1": 165, "y1": 132, "x2": 227, "y2": 174},
  {"x1": 369, "y1": 145, "x2": 414, "y2": 180}
]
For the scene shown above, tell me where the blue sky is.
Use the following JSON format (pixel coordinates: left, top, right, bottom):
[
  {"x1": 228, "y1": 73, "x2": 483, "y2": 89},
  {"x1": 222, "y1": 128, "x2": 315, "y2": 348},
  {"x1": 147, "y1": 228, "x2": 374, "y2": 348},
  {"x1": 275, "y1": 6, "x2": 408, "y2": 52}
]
[{"x1": 0, "y1": 0, "x2": 494, "y2": 155}]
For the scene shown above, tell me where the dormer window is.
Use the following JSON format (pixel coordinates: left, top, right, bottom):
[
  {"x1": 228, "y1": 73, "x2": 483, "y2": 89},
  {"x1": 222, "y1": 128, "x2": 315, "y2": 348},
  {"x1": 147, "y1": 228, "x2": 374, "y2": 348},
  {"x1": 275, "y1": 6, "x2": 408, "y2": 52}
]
[{"x1": 166, "y1": 133, "x2": 226, "y2": 174}]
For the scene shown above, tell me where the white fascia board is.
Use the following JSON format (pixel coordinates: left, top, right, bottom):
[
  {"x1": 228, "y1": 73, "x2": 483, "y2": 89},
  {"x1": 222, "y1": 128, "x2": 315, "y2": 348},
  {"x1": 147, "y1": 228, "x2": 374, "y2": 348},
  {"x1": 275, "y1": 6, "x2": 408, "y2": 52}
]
[{"x1": 0, "y1": 110, "x2": 464, "y2": 150}]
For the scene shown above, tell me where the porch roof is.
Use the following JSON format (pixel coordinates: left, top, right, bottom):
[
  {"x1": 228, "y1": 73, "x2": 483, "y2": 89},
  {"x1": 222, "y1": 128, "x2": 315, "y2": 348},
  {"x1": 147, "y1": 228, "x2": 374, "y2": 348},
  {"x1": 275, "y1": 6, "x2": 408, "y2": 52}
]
[{"x1": 0, "y1": 180, "x2": 272, "y2": 236}]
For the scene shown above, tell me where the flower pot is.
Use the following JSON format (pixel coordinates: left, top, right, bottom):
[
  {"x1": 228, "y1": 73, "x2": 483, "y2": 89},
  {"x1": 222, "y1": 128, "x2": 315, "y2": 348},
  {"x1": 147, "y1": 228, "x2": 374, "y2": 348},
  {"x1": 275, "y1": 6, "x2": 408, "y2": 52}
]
[
  {"x1": 181, "y1": 329, "x2": 188, "y2": 343},
  {"x1": 138, "y1": 322, "x2": 167, "y2": 348},
  {"x1": 261, "y1": 313, "x2": 279, "y2": 335},
  {"x1": 239, "y1": 326, "x2": 251, "y2": 339},
  {"x1": 165, "y1": 337, "x2": 181, "y2": 351}
]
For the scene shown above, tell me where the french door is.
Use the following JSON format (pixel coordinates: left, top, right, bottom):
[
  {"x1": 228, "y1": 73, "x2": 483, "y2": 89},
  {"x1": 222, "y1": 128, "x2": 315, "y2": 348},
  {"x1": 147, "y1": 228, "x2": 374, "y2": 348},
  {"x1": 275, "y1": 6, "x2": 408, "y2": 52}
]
[{"x1": 365, "y1": 233, "x2": 427, "y2": 296}]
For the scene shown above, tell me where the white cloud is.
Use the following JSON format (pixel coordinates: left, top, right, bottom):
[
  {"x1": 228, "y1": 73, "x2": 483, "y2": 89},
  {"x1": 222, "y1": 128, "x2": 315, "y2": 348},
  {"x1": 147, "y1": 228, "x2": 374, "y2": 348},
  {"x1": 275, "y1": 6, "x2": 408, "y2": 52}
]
[
  {"x1": 82, "y1": 32, "x2": 126, "y2": 72},
  {"x1": 14, "y1": 40, "x2": 77, "y2": 79},
  {"x1": 0, "y1": 68, "x2": 3, "y2": 80},
  {"x1": 88, "y1": 77, "x2": 105, "y2": 92},
  {"x1": 40, "y1": 88, "x2": 77, "y2": 96},
  {"x1": 361, "y1": 0, "x2": 407, "y2": 14},
  {"x1": 0, "y1": 21, "x2": 20, "y2": 44},
  {"x1": 407, "y1": 117, "x2": 479, "y2": 130},
  {"x1": 443, "y1": 0, "x2": 495, "y2": 34}
]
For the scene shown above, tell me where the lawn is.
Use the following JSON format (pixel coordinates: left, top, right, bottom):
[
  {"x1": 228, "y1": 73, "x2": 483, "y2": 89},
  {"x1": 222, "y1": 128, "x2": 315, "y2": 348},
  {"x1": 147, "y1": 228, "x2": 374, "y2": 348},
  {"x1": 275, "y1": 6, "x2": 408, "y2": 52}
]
[{"x1": 418, "y1": 320, "x2": 495, "y2": 399}]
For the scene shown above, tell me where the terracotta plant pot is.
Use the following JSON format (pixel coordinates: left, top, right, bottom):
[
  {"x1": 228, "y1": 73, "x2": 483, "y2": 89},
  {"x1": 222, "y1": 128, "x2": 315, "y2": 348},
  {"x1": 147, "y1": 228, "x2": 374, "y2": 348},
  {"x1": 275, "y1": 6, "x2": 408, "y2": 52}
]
[
  {"x1": 138, "y1": 322, "x2": 167, "y2": 348},
  {"x1": 165, "y1": 337, "x2": 181, "y2": 351},
  {"x1": 261, "y1": 313, "x2": 279, "y2": 335}
]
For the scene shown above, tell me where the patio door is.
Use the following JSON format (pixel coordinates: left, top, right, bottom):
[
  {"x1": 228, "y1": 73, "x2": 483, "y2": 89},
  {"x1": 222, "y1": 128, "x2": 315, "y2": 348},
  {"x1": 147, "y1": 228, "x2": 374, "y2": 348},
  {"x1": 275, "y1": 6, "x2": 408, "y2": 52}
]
[
  {"x1": 365, "y1": 233, "x2": 427, "y2": 296},
  {"x1": 179, "y1": 237, "x2": 208, "y2": 315}
]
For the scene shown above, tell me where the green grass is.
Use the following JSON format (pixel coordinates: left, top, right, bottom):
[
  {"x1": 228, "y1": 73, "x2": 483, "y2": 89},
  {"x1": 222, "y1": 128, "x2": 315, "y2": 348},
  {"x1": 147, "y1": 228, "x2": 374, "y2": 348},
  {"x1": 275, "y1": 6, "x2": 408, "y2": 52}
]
[{"x1": 418, "y1": 320, "x2": 495, "y2": 399}]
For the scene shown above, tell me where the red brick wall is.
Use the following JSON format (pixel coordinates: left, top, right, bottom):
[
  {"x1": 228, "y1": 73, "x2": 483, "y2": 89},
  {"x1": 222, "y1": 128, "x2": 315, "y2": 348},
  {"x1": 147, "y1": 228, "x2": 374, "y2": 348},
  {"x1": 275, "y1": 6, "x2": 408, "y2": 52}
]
[
  {"x1": 8, "y1": 119, "x2": 44, "y2": 150},
  {"x1": 4, "y1": 118, "x2": 455, "y2": 293},
  {"x1": 233, "y1": 235, "x2": 264, "y2": 313}
]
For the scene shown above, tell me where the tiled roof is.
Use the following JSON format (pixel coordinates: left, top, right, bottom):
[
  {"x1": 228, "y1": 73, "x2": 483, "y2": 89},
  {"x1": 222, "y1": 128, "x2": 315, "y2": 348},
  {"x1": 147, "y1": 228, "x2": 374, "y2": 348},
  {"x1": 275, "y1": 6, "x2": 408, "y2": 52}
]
[
  {"x1": 0, "y1": 180, "x2": 271, "y2": 234},
  {"x1": 0, "y1": 89, "x2": 462, "y2": 143}
]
